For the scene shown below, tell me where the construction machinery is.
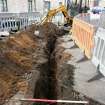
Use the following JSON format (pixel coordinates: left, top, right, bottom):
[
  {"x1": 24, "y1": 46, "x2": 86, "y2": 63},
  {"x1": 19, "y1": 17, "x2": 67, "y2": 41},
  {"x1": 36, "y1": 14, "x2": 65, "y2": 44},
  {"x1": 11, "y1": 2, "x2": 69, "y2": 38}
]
[{"x1": 41, "y1": 5, "x2": 73, "y2": 26}]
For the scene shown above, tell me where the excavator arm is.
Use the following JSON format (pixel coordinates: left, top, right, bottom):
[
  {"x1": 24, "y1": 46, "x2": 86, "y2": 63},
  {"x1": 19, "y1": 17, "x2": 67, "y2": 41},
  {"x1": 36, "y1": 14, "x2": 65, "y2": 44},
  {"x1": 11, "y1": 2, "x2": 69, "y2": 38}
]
[{"x1": 41, "y1": 5, "x2": 73, "y2": 26}]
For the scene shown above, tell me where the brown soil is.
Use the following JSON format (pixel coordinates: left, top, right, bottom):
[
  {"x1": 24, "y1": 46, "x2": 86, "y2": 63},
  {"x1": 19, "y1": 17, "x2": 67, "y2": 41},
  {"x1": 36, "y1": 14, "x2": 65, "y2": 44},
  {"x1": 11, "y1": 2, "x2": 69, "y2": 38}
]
[
  {"x1": 0, "y1": 22, "x2": 65, "y2": 105},
  {"x1": 0, "y1": 24, "x2": 39, "y2": 104}
]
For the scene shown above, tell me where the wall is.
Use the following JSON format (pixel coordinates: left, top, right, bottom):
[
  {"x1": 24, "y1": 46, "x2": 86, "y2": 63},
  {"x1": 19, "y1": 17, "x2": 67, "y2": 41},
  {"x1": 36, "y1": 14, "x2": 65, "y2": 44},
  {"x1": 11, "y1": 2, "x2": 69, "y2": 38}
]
[
  {"x1": 86, "y1": 0, "x2": 105, "y2": 8},
  {"x1": 99, "y1": 0, "x2": 105, "y2": 7},
  {"x1": 0, "y1": 0, "x2": 44, "y2": 14},
  {"x1": 36, "y1": 0, "x2": 44, "y2": 15},
  {"x1": 49, "y1": 0, "x2": 66, "y2": 24},
  {"x1": 0, "y1": 0, "x2": 3, "y2": 12},
  {"x1": 50, "y1": 0, "x2": 66, "y2": 8},
  {"x1": 7, "y1": 0, "x2": 28, "y2": 13},
  {"x1": 71, "y1": 0, "x2": 105, "y2": 8},
  {"x1": 0, "y1": 0, "x2": 28, "y2": 13}
]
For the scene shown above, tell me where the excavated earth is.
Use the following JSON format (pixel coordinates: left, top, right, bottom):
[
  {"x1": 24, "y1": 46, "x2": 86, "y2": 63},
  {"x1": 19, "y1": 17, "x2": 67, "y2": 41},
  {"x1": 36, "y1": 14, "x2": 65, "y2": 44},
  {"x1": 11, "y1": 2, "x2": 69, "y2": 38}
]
[
  {"x1": 0, "y1": 23, "x2": 69, "y2": 105},
  {"x1": 0, "y1": 22, "x2": 102, "y2": 105}
]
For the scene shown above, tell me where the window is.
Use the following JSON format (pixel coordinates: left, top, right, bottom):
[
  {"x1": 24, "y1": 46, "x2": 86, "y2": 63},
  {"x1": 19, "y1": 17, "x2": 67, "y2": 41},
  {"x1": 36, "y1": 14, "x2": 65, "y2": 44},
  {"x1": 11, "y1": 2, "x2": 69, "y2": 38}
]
[
  {"x1": 65, "y1": 0, "x2": 66, "y2": 4},
  {"x1": 28, "y1": 0, "x2": 33, "y2": 12},
  {"x1": 34, "y1": 0, "x2": 36, "y2": 11},
  {"x1": 44, "y1": 1, "x2": 50, "y2": 13},
  {"x1": 0, "y1": 0, "x2": 8, "y2": 12},
  {"x1": 44, "y1": 1, "x2": 50, "y2": 10},
  {"x1": 59, "y1": 2, "x2": 62, "y2": 6},
  {"x1": 67, "y1": 0, "x2": 72, "y2": 10}
]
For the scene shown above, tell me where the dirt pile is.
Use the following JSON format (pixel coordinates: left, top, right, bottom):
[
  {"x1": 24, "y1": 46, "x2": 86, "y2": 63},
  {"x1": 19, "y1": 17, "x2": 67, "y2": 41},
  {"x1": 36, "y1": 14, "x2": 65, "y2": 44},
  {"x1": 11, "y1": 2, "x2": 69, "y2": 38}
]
[
  {"x1": 0, "y1": 32, "x2": 36, "y2": 71},
  {"x1": 0, "y1": 24, "x2": 40, "y2": 104},
  {"x1": 0, "y1": 69, "x2": 18, "y2": 101},
  {"x1": 39, "y1": 22, "x2": 65, "y2": 38},
  {"x1": 7, "y1": 32, "x2": 37, "y2": 49},
  {"x1": 5, "y1": 50, "x2": 32, "y2": 70}
]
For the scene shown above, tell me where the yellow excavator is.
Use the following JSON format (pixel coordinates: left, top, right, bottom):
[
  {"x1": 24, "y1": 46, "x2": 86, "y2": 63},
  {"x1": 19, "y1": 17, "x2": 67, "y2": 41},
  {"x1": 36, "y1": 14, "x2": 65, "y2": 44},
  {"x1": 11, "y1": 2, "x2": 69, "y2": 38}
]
[{"x1": 41, "y1": 5, "x2": 73, "y2": 27}]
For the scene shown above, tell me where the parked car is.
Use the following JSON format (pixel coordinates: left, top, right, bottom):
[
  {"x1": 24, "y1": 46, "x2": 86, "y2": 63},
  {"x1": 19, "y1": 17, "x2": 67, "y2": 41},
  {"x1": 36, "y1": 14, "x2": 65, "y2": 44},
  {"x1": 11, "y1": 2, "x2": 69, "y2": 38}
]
[{"x1": 90, "y1": 7, "x2": 105, "y2": 14}]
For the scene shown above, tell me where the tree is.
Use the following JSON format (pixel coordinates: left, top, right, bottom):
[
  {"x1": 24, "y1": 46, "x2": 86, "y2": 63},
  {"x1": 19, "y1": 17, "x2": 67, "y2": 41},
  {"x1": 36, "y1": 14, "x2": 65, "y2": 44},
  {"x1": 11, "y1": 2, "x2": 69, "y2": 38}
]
[
  {"x1": 75, "y1": 0, "x2": 78, "y2": 5},
  {"x1": 88, "y1": 0, "x2": 90, "y2": 7},
  {"x1": 85, "y1": 0, "x2": 87, "y2": 7},
  {"x1": 78, "y1": 0, "x2": 83, "y2": 13}
]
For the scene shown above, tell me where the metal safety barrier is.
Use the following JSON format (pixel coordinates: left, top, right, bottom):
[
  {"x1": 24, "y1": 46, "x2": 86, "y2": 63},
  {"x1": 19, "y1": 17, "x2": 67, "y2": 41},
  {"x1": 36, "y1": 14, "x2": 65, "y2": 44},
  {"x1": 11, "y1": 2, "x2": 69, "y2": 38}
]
[
  {"x1": 72, "y1": 14, "x2": 96, "y2": 58},
  {"x1": 92, "y1": 28, "x2": 105, "y2": 76},
  {"x1": 0, "y1": 12, "x2": 41, "y2": 32}
]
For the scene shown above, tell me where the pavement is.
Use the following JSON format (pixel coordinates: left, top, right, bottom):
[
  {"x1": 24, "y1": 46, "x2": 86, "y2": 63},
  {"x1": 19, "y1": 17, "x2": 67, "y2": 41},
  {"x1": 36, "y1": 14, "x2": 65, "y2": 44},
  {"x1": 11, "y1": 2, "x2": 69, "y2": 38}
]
[{"x1": 60, "y1": 35, "x2": 105, "y2": 104}]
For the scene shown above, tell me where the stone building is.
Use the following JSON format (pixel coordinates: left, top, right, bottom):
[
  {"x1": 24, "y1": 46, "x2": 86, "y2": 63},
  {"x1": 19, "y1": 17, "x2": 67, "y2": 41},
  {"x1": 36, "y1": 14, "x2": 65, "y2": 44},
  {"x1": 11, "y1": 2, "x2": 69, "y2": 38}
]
[{"x1": 0, "y1": 0, "x2": 44, "y2": 14}]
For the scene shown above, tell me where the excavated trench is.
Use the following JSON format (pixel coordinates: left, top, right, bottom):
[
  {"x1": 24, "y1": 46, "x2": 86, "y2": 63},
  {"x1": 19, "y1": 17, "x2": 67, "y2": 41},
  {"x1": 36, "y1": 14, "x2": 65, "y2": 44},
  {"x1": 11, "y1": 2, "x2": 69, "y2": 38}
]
[
  {"x1": 33, "y1": 26, "x2": 58, "y2": 105},
  {"x1": 33, "y1": 23, "x2": 75, "y2": 105}
]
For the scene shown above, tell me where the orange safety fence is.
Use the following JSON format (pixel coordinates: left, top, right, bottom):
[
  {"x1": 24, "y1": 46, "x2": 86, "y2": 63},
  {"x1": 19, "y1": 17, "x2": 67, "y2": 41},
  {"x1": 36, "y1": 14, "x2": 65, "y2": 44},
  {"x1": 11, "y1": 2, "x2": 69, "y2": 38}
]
[{"x1": 72, "y1": 16, "x2": 96, "y2": 59}]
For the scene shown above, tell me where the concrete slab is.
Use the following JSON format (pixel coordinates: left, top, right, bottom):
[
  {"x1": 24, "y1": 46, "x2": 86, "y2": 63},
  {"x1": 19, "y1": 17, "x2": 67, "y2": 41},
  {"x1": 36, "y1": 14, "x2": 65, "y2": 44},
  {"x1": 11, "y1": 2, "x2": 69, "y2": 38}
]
[{"x1": 60, "y1": 35, "x2": 105, "y2": 104}]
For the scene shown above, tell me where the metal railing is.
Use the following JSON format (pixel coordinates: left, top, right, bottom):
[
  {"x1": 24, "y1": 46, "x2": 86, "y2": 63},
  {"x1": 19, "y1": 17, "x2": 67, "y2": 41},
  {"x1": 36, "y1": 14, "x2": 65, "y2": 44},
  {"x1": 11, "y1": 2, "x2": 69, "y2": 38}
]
[{"x1": 0, "y1": 12, "x2": 41, "y2": 32}]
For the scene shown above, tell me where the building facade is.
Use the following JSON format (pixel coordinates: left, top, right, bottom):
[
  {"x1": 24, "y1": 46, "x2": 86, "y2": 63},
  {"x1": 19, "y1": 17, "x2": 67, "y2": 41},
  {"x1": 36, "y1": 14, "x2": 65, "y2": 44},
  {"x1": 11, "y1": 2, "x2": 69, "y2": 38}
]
[
  {"x1": 0, "y1": 0, "x2": 44, "y2": 14},
  {"x1": 1, "y1": 0, "x2": 105, "y2": 13},
  {"x1": 50, "y1": 0, "x2": 65, "y2": 8},
  {"x1": 45, "y1": 0, "x2": 66, "y2": 23},
  {"x1": 99, "y1": 0, "x2": 105, "y2": 7},
  {"x1": 0, "y1": 0, "x2": 67, "y2": 14},
  {"x1": 72, "y1": 0, "x2": 105, "y2": 7},
  {"x1": 0, "y1": 0, "x2": 42, "y2": 32}
]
